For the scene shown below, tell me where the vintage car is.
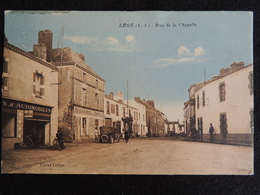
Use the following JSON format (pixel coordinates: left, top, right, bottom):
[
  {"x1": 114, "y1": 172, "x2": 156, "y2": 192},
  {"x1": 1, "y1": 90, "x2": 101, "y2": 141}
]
[{"x1": 99, "y1": 126, "x2": 121, "y2": 144}]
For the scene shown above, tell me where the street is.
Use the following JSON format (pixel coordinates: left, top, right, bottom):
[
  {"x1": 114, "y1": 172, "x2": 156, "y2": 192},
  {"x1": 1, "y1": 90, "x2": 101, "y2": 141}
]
[{"x1": 1, "y1": 137, "x2": 253, "y2": 175}]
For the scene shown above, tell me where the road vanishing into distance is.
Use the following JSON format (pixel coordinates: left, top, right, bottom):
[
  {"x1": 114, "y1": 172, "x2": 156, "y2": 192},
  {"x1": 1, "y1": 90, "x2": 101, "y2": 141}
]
[{"x1": 2, "y1": 137, "x2": 253, "y2": 175}]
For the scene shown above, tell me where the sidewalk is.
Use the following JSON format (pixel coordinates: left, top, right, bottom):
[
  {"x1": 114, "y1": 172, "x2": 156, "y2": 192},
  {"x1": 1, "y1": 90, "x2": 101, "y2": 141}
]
[{"x1": 179, "y1": 136, "x2": 253, "y2": 147}]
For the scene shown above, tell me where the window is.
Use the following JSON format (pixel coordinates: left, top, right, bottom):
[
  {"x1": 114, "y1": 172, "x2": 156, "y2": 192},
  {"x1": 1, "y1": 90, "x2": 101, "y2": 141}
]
[
  {"x1": 2, "y1": 77, "x2": 8, "y2": 89},
  {"x1": 2, "y1": 58, "x2": 8, "y2": 90},
  {"x1": 116, "y1": 105, "x2": 119, "y2": 116},
  {"x1": 197, "y1": 95, "x2": 199, "y2": 109},
  {"x1": 96, "y1": 79, "x2": 98, "y2": 88},
  {"x1": 83, "y1": 72, "x2": 86, "y2": 83},
  {"x1": 81, "y1": 118, "x2": 87, "y2": 135},
  {"x1": 82, "y1": 88, "x2": 87, "y2": 105},
  {"x1": 202, "y1": 91, "x2": 205, "y2": 107},
  {"x1": 219, "y1": 82, "x2": 226, "y2": 102},
  {"x1": 3, "y1": 58, "x2": 8, "y2": 73},
  {"x1": 95, "y1": 93, "x2": 99, "y2": 109},
  {"x1": 106, "y1": 101, "x2": 110, "y2": 114},
  {"x1": 33, "y1": 71, "x2": 45, "y2": 98},
  {"x1": 95, "y1": 119, "x2": 99, "y2": 129},
  {"x1": 111, "y1": 104, "x2": 115, "y2": 114},
  {"x1": 105, "y1": 118, "x2": 112, "y2": 127},
  {"x1": 123, "y1": 107, "x2": 126, "y2": 117},
  {"x1": 248, "y1": 71, "x2": 253, "y2": 95}
]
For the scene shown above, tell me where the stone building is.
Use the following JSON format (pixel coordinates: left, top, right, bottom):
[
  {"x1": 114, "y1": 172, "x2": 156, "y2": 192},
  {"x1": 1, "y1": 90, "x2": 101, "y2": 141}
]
[
  {"x1": 2, "y1": 40, "x2": 59, "y2": 150},
  {"x1": 35, "y1": 30, "x2": 105, "y2": 142},
  {"x1": 185, "y1": 62, "x2": 253, "y2": 144},
  {"x1": 134, "y1": 98, "x2": 165, "y2": 137}
]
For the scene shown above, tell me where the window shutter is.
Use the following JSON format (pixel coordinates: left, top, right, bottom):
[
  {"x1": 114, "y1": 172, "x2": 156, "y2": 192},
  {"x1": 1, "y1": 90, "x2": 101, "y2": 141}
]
[
  {"x1": 40, "y1": 88, "x2": 45, "y2": 96},
  {"x1": 40, "y1": 75, "x2": 45, "y2": 85},
  {"x1": 33, "y1": 72, "x2": 36, "y2": 82},
  {"x1": 3, "y1": 60, "x2": 8, "y2": 73},
  {"x1": 33, "y1": 85, "x2": 36, "y2": 94}
]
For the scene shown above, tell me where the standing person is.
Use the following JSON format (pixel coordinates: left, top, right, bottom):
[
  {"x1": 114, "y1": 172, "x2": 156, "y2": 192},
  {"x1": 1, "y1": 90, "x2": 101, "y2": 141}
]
[
  {"x1": 209, "y1": 123, "x2": 214, "y2": 141},
  {"x1": 94, "y1": 127, "x2": 99, "y2": 142},
  {"x1": 56, "y1": 130, "x2": 65, "y2": 150},
  {"x1": 124, "y1": 123, "x2": 130, "y2": 143}
]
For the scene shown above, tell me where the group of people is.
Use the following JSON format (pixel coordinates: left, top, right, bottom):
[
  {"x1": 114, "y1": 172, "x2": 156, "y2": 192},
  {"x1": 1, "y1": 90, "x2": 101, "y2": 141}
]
[{"x1": 190, "y1": 123, "x2": 215, "y2": 142}]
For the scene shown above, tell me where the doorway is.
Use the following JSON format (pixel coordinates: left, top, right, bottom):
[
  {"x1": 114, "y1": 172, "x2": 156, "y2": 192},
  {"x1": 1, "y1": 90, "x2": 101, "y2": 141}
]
[
  {"x1": 24, "y1": 120, "x2": 46, "y2": 145},
  {"x1": 219, "y1": 113, "x2": 228, "y2": 140}
]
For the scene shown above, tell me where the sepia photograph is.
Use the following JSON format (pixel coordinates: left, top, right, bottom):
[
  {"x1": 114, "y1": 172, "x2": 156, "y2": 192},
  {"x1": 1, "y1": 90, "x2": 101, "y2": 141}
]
[{"x1": 1, "y1": 11, "x2": 253, "y2": 175}]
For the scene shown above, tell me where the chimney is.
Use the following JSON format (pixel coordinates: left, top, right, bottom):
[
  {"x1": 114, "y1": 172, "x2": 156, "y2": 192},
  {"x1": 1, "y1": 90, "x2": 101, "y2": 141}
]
[
  {"x1": 231, "y1": 61, "x2": 244, "y2": 72},
  {"x1": 147, "y1": 100, "x2": 155, "y2": 107},
  {"x1": 219, "y1": 68, "x2": 231, "y2": 76},
  {"x1": 38, "y1": 30, "x2": 53, "y2": 62},
  {"x1": 110, "y1": 92, "x2": 114, "y2": 99},
  {"x1": 116, "y1": 92, "x2": 123, "y2": 98},
  {"x1": 134, "y1": 97, "x2": 141, "y2": 102},
  {"x1": 78, "y1": 53, "x2": 85, "y2": 61},
  {"x1": 33, "y1": 43, "x2": 47, "y2": 60}
]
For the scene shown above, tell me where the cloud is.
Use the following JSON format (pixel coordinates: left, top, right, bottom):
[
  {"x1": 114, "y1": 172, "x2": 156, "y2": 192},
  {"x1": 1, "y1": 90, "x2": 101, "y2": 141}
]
[
  {"x1": 105, "y1": 37, "x2": 119, "y2": 46},
  {"x1": 65, "y1": 35, "x2": 139, "y2": 52},
  {"x1": 178, "y1": 46, "x2": 190, "y2": 55},
  {"x1": 64, "y1": 36, "x2": 98, "y2": 44},
  {"x1": 155, "y1": 46, "x2": 207, "y2": 67},
  {"x1": 125, "y1": 35, "x2": 136, "y2": 43},
  {"x1": 194, "y1": 47, "x2": 206, "y2": 56}
]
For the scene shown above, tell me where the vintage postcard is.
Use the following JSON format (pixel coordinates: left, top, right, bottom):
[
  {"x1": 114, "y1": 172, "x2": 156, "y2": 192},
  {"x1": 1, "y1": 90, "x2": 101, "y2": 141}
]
[{"x1": 2, "y1": 11, "x2": 253, "y2": 175}]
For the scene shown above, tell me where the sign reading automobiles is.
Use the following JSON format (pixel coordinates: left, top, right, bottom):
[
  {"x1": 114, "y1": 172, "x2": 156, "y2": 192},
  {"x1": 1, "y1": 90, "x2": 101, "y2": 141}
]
[{"x1": 2, "y1": 98, "x2": 52, "y2": 113}]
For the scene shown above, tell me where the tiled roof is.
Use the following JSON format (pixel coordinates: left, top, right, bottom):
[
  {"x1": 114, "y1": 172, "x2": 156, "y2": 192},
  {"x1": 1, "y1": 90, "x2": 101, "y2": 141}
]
[
  {"x1": 51, "y1": 47, "x2": 105, "y2": 81},
  {"x1": 4, "y1": 41, "x2": 59, "y2": 71}
]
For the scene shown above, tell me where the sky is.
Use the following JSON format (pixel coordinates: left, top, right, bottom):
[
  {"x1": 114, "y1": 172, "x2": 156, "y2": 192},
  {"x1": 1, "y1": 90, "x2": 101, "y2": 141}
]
[{"x1": 4, "y1": 11, "x2": 253, "y2": 121}]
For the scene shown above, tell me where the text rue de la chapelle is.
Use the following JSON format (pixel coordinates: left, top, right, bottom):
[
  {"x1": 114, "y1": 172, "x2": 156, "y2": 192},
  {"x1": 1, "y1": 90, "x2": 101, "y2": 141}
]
[{"x1": 119, "y1": 23, "x2": 197, "y2": 28}]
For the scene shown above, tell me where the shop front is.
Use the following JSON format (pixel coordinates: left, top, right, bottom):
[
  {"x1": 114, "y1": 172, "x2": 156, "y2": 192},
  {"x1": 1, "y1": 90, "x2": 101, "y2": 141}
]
[{"x1": 2, "y1": 98, "x2": 53, "y2": 150}]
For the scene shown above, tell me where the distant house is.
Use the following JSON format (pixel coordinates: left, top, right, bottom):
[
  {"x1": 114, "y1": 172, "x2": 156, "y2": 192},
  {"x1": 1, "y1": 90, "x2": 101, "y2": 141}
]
[
  {"x1": 184, "y1": 82, "x2": 204, "y2": 136},
  {"x1": 104, "y1": 92, "x2": 127, "y2": 134},
  {"x1": 185, "y1": 62, "x2": 253, "y2": 144},
  {"x1": 104, "y1": 92, "x2": 147, "y2": 138},
  {"x1": 127, "y1": 98, "x2": 147, "y2": 137},
  {"x1": 135, "y1": 98, "x2": 165, "y2": 137},
  {"x1": 2, "y1": 40, "x2": 59, "y2": 150}
]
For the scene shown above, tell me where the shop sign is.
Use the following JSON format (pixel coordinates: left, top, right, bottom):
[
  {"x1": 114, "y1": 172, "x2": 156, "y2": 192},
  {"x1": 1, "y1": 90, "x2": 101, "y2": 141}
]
[
  {"x1": 2, "y1": 98, "x2": 52, "y2": 113},
  {"x1": 74, "y1": 107, "x2": 104, "y2": 117},
  {"x1": 24, "y1": 110, "x2": 33, "y2": 117}
]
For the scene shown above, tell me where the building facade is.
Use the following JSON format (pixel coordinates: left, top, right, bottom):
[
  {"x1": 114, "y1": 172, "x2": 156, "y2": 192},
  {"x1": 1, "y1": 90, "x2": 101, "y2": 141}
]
[
  {"x1": 187, "y1": 62, "x2": 253, "y2": 143},
  {"x1": 127, "y1": 99, "x2": 147, "y2": 137},
  {"x1": 36, "y1": 30, "x2": 105, "y2": 142},
  {"x1": 135, "y1": 98, "x2": 165, "y2": 137},
  {"x1": 183, "y1": 82, "x2": 204, "y2": 136},
  {"x1": 2, "y1": 41, "x2": 59, "y2": 151},
  {"x1": 104, "y1": 92, "x2": 125, "y2": 134},
  {"x1": 104, "y1": 92, "x2": 147, "y2": 138}
]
